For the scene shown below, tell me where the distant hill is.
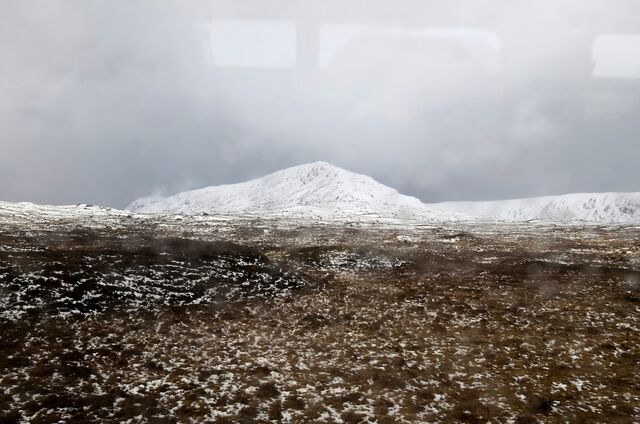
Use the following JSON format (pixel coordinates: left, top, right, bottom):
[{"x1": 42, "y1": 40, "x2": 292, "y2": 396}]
[
  {"x1": 428, "y1": 192, "x2": 640, "y2": 224},
  {"x1": 127, "y1": 162, "x2": 454, "y2": 221},
  {"x1": 127, "y1": 162, "x2": 640, "y2": 224}
]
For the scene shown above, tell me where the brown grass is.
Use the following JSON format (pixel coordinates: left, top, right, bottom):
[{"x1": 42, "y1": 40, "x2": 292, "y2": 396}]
[{"x1": 0, "y1": 220, "x2": 638, "y2": 422}]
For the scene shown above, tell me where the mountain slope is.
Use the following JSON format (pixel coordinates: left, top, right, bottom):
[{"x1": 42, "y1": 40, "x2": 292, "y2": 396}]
[
  {"x1": 127, "y1": 162, "x2": 640, "y2": 224},
  {"x1": 427, "y1": 192, "x2": 640, "y2": 224},
  {"x1": 127, "y1": 162, "x2": 443, "y2": 219}
]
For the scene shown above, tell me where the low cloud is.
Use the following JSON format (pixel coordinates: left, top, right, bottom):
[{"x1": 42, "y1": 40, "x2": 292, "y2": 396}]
[{"x1": 1, "y1": 1, "x2": 639, "y2": 207}]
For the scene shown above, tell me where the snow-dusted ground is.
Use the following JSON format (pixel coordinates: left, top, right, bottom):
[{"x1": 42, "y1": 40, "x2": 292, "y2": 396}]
[
  {"x1": 125, "y1": 161, "x2": 640, "y2": 225},
  {"x1": 0, "y1": 199, "x2": 639, "y2": 422}
]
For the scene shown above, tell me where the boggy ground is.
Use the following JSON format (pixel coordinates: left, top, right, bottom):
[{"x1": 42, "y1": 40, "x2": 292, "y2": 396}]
[{"x1": 0, "y1": 214, "x2": 639, "y2": 423}]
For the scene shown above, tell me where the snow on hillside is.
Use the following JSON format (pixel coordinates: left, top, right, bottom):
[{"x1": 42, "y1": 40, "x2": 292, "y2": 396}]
[
  {"x1": 126, "y1": 161, "x2": 640, "y2": 224},
  {"x1": 427, "y1": 192, "x2": 640, "y2": 224},
  {"x1": 127, "y1": 162, "x2": 453, "y2": 220},
  {"x1": 0, "y1": 201, "x2": 126, "y2": 220}
]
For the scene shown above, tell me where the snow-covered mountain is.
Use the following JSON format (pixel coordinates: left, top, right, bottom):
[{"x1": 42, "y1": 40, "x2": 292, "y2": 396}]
[
  {"x1": 428, "y1": 192, "x2": 640, "y2": 224},
  {"x1": 127, "y1": 161, "x2": 640, "y2": 224},
  {"x1": 127, "y1": 162, "x2": 450, "y2": 220}
]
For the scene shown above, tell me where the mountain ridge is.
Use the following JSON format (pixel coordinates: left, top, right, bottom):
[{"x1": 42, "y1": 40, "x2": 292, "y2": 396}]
[
  {"x1": 430, "y1": 192, "x2": 640, "y2": 224},
  {"x1": 127, "y1": 162, "x2": 640, "y2": 224}
]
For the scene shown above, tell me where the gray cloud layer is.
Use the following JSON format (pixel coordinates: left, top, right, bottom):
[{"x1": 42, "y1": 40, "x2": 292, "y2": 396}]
[{"x1": 1, "y1": 1, "x2": 639, "y2": 208}]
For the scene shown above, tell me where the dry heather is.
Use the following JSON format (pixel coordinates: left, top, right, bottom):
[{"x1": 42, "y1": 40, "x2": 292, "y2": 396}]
[{"x1": 0, "y1": 215, "x2": 638, "y2": 423}]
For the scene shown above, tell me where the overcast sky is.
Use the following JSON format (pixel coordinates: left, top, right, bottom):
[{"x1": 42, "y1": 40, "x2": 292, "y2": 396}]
[{"x1": 1, "y1": 0, "x2": 640, "y2": 208}]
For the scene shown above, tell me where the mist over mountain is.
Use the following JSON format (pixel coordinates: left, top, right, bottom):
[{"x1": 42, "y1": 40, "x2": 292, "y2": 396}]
[{"x1": 2, "y1": 2, "x2": 640, "y2": 207}]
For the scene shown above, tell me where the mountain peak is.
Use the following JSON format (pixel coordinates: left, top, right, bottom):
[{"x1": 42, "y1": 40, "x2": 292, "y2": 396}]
[
  {"x1": 127, "y1": 161, "x2": 426, "y2": 217},
  {"x1": 300, "y1": 160, "x2": 335, "y2": 169},
  {"x1": 269, "y1": 161, "x2": 355, "y2": 181}
]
